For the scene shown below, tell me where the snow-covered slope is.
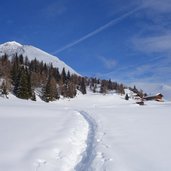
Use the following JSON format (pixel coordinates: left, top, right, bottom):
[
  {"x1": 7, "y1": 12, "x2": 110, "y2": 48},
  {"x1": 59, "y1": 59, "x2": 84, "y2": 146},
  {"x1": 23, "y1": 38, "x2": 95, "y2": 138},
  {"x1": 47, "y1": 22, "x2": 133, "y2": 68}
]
[
  {"x1": 0, "y1": 41, "x2": 78, "y2": 74},
  {"x1": 0, "y1": 93, "x2": 171, "y2": 171}
]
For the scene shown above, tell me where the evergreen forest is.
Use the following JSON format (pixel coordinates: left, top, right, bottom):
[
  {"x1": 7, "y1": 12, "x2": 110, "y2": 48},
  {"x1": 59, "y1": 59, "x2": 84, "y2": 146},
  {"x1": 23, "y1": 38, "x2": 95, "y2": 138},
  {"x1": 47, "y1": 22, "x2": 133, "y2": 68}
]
[{"x1": 0, "y1": 54, "x2": 138, "y2": 102}]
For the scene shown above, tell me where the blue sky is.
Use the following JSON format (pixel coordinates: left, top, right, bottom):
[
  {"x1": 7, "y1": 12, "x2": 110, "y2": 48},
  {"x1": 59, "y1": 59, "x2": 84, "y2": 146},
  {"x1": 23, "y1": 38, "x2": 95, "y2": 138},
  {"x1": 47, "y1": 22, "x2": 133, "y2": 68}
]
[{"x1": 1, "y1": 0, "x2": 171, "y2": 85}]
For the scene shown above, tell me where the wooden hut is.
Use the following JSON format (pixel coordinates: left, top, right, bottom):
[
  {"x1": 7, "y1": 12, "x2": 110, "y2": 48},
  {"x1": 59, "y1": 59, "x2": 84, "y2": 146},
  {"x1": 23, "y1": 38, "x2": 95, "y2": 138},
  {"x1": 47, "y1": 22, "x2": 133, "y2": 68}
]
[{"x1": 143, "y1": 93, "x2": 163, "y2": 102}]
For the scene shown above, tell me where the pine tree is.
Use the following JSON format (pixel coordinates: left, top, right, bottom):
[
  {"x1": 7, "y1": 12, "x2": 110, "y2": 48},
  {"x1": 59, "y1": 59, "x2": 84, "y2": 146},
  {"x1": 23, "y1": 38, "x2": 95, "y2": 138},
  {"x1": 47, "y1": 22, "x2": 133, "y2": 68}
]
[
  {"x1": 14, "y1": 67, "x2": 32, "y2": 99},
  {"x1": 125, "y1": 93, "x2": 129, "y2": 100},
  {"x1": 51, "y1": 67, "x2": 61, "y2": 82},
  {"x1": 133, "y1": 85, "x2": 138, "y2": 93},
  {"x1": 60, "y1": 83, "x2": 68, "y2": 97},
  {"x1": 80, "y1": 78, "x2": 86, "y2": 94},
  {"x1": 66, "y1": 82, "x2": 77, "y2": 98},
  {"x1": 56, "y1": 68, "x2": 61, "y2": 82},
  {"x1": 93, "y1": 84, "x2": 97, "y2": 93},
  {"x1": 67, "y1": 71, "x2": 71, "y2": 80},
  {"x1": 43, "y1": 75, "x2": 58, "y2": 102},
  {"x1": 1, "y1": 80, "x2": 8, "y2": 98},
  {"x1": 61, "y1": 68, "x2": 67, "y2": 84},
  {"x1": 24, "y1": 56, "x2": 29, "y2": 66},
  {"x1": 26, "y1": 68, "x2": 32, "y2": 98},
  {"x1": 100, "y1": 80, "x2": 107, "y2": 94},
  {"x1": 19, "y1": 54, "x2": 24, "y2": 65},
  {"x1": 108, "y1": 79, "x2": 113, "y2": 90},
  {"x1": 116, "y1": 84, "x2": 125, "y2": 95},
  {"x1": 31, "y1": 91, "x2": 36, "y2": 101},
  {"x1": 11, "y1": 56, "x2": 20, "y2": 84}
]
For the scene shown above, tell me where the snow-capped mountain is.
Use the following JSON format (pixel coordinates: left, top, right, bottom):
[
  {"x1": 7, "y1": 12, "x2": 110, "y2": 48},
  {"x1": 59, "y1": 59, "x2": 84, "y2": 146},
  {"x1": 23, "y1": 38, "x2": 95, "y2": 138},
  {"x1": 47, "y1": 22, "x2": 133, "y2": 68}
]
[{"x1": 0, "y1": 41, "x2": 78, "y2": 74}]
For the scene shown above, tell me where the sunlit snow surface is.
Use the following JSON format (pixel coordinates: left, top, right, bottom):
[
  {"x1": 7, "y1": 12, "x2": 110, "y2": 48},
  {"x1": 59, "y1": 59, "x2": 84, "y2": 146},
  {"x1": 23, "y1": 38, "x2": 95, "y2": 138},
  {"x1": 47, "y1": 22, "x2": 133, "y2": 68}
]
[{"x1": 0, "y1": 93, "x2": 171, "y2": 171}]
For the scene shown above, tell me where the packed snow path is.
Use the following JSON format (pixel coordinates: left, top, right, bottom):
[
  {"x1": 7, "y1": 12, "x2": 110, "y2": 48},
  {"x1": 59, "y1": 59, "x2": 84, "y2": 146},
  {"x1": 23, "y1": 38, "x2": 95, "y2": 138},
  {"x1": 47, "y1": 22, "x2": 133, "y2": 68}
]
[{"x1": 75, "y1": 111, "x2": 97, "y2": 171}]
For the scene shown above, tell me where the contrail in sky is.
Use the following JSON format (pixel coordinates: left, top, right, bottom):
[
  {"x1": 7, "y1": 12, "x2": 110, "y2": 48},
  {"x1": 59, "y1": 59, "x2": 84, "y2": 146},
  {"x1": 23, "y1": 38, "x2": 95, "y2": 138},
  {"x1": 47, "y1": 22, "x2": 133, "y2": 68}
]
[{"x1": 53, "y1": 6, "x2": 141, "y2": 54}]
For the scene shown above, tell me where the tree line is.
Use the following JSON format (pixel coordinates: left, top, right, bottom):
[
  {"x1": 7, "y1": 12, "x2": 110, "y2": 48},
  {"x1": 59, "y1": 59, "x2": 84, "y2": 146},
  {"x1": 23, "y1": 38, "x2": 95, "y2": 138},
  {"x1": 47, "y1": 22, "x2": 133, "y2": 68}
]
[{"x1": 0, "y1": 54, "x2": 127, "y2": 102}]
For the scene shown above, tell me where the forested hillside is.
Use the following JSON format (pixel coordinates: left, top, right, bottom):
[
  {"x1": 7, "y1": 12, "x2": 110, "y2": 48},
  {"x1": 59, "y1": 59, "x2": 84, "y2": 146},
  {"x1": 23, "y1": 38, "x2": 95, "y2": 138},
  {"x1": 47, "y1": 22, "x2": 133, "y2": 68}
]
[{"x1": 0, "y1": 54, "x2": 139, "y2": 102}]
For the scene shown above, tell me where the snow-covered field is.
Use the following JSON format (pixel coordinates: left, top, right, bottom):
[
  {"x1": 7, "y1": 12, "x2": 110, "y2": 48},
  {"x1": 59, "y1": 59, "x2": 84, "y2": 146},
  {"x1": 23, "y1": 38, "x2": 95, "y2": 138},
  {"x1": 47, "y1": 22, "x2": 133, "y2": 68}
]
[{"x1": 0, "y1": 93, "x2": 171, "y2": 171}]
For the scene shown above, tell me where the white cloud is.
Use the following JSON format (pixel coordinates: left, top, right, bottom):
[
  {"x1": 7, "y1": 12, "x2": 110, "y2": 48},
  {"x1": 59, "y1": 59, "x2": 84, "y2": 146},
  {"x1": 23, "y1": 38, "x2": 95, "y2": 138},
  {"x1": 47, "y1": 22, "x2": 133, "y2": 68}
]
[
  {"x1": 127, "y1": 56, "x2": 171, "y2": 82},
  {"x1": 99, "y1": 56, "x2": 117, "y2": 69},
  {"x1": 128, "y1": 0, "x2": 171, "y2": 86},
  {"x1": 100, "y1": 54, "x2": 171, "y2": 87},
  {"x1": 131, "y1": 0, "x2": 171, "y2": 55},
  {"x1": 132, "y1": 33, "x2": 171, "y2": 54},
  {"x1": 141, "y1": 0, "x2": 171, "y2": 13},
  {"x1": 130, "y1": 1, "x2": 171, "y2": 84}
]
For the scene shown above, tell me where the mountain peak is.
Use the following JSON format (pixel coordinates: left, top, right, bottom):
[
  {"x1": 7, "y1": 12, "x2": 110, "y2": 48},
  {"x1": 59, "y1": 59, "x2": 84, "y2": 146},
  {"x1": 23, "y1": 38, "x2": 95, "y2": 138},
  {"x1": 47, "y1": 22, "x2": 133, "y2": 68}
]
[{"x1": 1, "y1": 41, "x2": 22, "y2": 47}]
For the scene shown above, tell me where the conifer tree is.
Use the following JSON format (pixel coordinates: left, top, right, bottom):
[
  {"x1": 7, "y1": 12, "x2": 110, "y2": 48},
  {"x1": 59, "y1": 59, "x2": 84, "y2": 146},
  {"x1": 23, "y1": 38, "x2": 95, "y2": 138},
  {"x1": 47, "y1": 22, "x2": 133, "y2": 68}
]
[
  {"x1": 31, "y1": 91, "x2": 36, "y2": 101},
  {"x1": 43, "y1": 75, "x2": 58, "y2": 102},
  {"x1": 116, "y1": 84, "x2": 125, "y2": 95},
  {"x1": 125, "y1": 93, "x2": 129, "y2": 100},
  {"x1": 100, "y1": 80, "x2": 108, "y2": 94},
  {"x1": 61, "y1": 68, "x2": 67, "y2": 84},
  {"x1": 60, "y1": 83, "x2": 68, "y2": 97},
  {"x1": 19, "y1": 54, "x2": 24, "y2": 65},
  {"x1": 26, "y1": 68, "x2": 32, "y2": 98},
  {"x1": 80, "y1": 78, "x2": 86, "y2": 94},
  {"x1": 108, "y1": 79, "x2": 113, "y2": 90},
  {"x1": 1, "y1": 80, "x2": 8, "y2": 98},
  {"x1": 67, "y1": 71, "x2": 71, "y2": 80},
  {"x1": 55, "y1": 68, "x2": 61, "y2": 82},
  {"x1": 14, "y1": 67, "x2": 32, "y2": 99},
  {"x1": 93, "y1": 84, "x2": 97, "y2": 93},
  {"x1": 11, "y1": 55, "x2": 20, "y2": 84},
  {"x1": 66, "y1": 82, "x2": 77, "y2": 98}
]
